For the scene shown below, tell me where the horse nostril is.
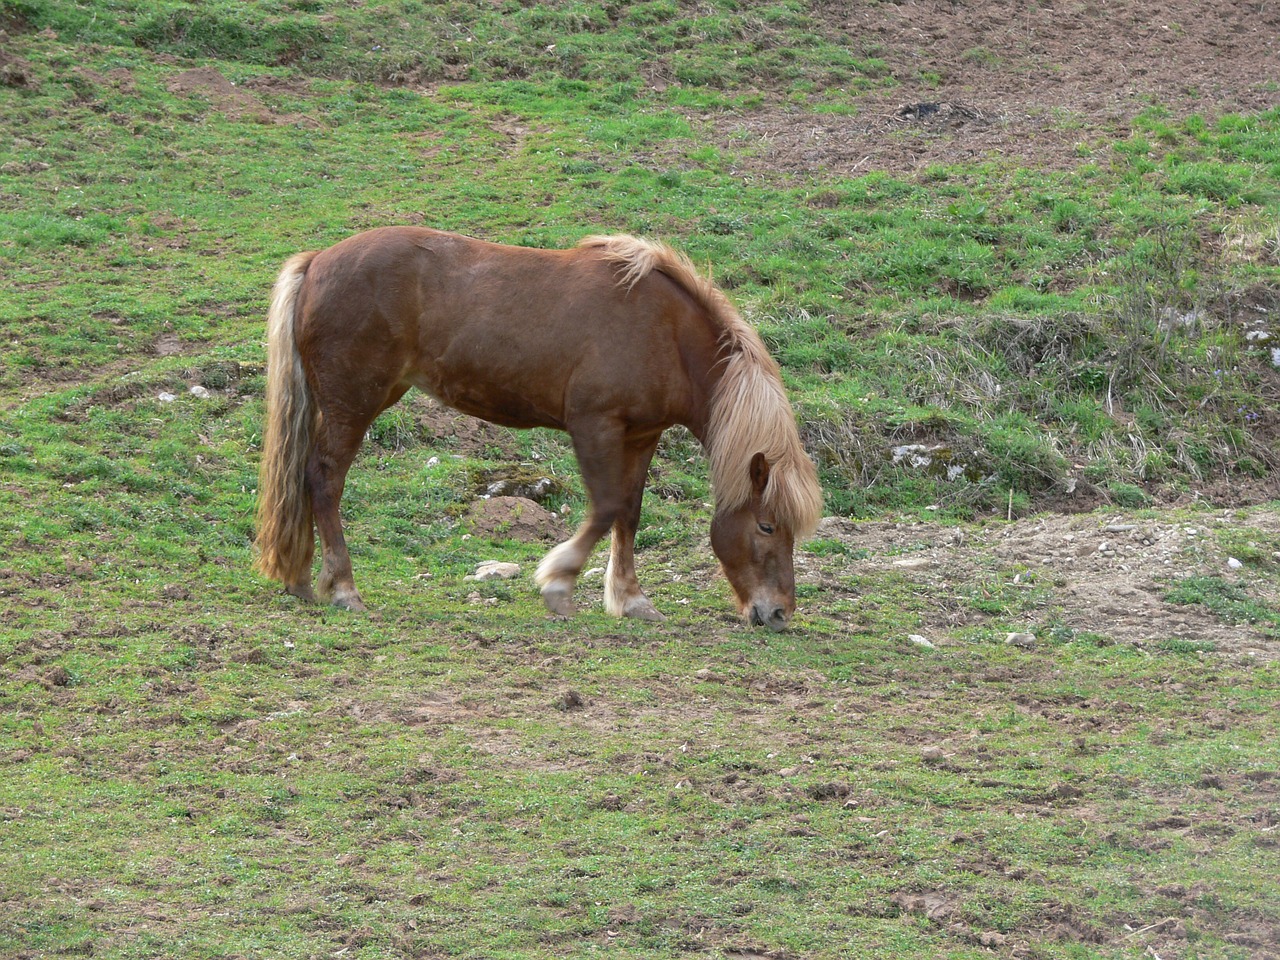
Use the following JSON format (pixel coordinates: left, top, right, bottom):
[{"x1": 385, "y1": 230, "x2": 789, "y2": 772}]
[{"x1": 749, "y1": 604, "x2": 790, "y2": 630}]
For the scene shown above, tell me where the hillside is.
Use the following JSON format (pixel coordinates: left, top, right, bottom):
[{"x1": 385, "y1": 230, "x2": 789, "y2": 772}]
[{"x1": 2, "y1": 3, "x2": 1279, "y2": 959}]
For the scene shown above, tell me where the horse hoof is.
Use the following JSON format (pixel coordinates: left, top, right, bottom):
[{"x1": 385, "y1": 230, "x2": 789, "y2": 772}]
[
  {"x1": 541, "y1": 585, "x2": 576, "y2": 617},
  {"x1": 285, "y1": 584, "x2": 317, "y2": 603},
  {"x1": 622, "y1": 597, "x2": 665, "y2": 622},
  {"x1": 333, "y1": 592, "x2": 367, "y2": 612}
]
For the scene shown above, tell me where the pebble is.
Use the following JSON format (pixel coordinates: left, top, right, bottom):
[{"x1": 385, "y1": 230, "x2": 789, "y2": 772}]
[
  {"x1": 1227, "y1": 557, "x2": 1243, "y2": 569},
  {"x1": 189, "y1": 385, "x2": 210, "y2": 398},
  {"x1": 907, "y1": 634, "x2": 935, "y2": 649}
]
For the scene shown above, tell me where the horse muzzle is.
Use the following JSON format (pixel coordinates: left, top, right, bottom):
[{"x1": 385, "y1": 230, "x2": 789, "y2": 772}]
[{"x1": 748, "y1": 602, "x2": 791, "y2": 632}]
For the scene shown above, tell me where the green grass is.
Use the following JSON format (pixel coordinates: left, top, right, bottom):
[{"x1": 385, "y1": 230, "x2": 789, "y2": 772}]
[
  {"x1": 2, "y1": 1, "x2": 1280, "y2": 957},
  {"x1": 1164, "y1": 575, "x2": 1280, "y2": 636}
]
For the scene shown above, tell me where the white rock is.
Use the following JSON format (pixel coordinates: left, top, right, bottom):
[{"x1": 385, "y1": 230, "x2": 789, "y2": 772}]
[
  {"x1": 1005, "y1": 632, "x2": 1037, "y2": 648},
  {"x1": 189, "y1": 385, "x2": 210, "y2": 398},
  {"x1": 470, "y1": 560, "x2": 521, "y2": 581},
  {"x1": 907, "y1": 634, "x2": 935, "y2": 649},
  {"x1": 893, "y1": 557, "x2": 933, "y2": 570},
  {"x1": 1227, "y1": 557, "x2": 1243, "y2": 570},
  {"x1": 157, "y1": 392, "x2": 177, "y2": 402}
]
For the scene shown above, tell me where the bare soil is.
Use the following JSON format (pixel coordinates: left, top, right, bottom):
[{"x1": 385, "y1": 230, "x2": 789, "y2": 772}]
[
  {"x1": 715, "y1": 0, "x2": 1280, "y2": 175},
  {"x1": 806, "y1": 507, "x2": 1280, "y2": 659}
]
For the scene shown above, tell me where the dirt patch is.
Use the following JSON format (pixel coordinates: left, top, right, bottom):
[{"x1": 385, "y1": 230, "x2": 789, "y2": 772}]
[
  {"x1": 410, "y1": 395, "x2": 524, "y2": 459},
  {"x1": 0, "y1": 43, "x2": 35, "y2": 89},
  {"x1": 167, "y1": 66, "x2": 319, "y2": 127},
  {"x1": 806, "y1": 507, "x2": 1280, "y2": 658},
  {"x1": 713, "y1": 0, "x2": 1280, "y2": 176}
]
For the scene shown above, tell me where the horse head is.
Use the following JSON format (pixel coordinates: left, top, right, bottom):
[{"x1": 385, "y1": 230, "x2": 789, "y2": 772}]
[{"x1": 710, "y1": 452, "x2": 799, "y2": 631}]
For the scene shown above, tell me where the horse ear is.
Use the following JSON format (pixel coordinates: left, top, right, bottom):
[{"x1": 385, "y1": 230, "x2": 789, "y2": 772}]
[{"x1": 749, "y1": 452, "x2": 771, "y2": 497}]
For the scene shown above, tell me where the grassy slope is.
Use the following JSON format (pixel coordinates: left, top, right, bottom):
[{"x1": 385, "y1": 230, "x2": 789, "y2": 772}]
[{"x1": 1, "y1": 2, "x2": 1279, "y2": 959}]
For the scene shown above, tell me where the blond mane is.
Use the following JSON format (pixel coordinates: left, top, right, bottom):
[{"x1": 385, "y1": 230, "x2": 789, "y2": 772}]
[{"x1": 580, "y1": 235, "x2": 823, "y2": 538}]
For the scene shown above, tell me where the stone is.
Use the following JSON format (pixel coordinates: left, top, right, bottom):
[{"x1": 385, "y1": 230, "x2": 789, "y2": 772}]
[{"x1": 471, "y1": 560, "x2": 520, "y2": 581}]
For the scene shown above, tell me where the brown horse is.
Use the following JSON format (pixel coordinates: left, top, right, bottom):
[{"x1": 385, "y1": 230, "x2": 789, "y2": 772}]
[{"x1": 254, "y1": 227, "x2": 822, "y2": 629}]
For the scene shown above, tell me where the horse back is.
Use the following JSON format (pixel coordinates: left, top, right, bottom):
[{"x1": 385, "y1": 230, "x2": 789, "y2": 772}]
[{"x1": 293, "y1": 227, "x2": 718, "y2": 432}]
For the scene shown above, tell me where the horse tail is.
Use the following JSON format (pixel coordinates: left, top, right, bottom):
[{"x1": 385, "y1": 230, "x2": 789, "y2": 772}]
[{"x1": 254, "y1": 251, "x2": 319, "y2": 585}]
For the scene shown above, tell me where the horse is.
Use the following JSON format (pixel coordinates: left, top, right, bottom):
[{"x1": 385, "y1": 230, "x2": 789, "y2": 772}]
[{"x1": 254, "y1": 227, "x2": 822, "y2": 630}]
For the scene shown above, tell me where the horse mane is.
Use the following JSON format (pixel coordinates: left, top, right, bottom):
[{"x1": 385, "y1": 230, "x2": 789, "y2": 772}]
[{"x1": 580, "y1": 234, "x2": 823, "y2": 538}]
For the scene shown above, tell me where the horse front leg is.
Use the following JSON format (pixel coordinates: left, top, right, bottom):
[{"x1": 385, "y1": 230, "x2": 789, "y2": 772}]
[
  {"x1": 604, "y1": 431, "x2": 664, "y2": 622},
  {"x1": 534, "y1": 418, "x2": 627, "y2": 617}
]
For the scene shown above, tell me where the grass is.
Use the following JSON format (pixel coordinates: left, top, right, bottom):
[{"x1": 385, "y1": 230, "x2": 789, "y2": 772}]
[{"x1": 2, "y1": 1, "x2": 1280, "y2": 957}]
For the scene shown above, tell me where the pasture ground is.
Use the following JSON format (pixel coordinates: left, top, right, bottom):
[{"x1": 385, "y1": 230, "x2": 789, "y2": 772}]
[{"x1": 2, "y1": 1, "x2": 1280, "y2": 958}]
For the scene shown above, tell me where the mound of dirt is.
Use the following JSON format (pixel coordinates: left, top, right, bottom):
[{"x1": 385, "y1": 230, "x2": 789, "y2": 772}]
[{"x1": 466, "y1": 496, "x2": 567, "y2": 543}]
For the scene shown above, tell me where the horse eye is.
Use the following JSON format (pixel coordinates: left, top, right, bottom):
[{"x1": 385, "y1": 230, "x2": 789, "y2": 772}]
[{"x1": 757, "y1": 522, "x2": 774, "y2": 535}]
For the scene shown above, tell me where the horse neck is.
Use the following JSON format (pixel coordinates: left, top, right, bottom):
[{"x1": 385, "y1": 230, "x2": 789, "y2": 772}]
[{"x1": 676, "y1": 310, "x2": 736, "y2": 449}]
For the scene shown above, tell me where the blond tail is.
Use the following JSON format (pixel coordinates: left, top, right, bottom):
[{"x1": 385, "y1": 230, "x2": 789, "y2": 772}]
[{"x1": 254, "y1": 251, "x2": 319, "y2": 585}]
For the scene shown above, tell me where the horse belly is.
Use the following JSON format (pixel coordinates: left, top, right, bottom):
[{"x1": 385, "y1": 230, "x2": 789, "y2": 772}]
[
  {"x1": 407, "y1": 332, "x2": 574, "y2": 430},
  {"x1": 412, "y1": 366, "x2": 564, "y2": 430}
]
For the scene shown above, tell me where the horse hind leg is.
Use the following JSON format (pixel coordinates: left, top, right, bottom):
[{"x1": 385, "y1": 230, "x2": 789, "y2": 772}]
[{"x1": 309, "y1": 385, "x2": 410, "y2": 611}]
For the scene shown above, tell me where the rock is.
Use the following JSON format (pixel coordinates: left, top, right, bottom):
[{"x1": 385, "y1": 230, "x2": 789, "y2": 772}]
[
  {"x1": 907, "y1": 634, "x2": 935, "y2": 649},
  {"x1": 1005, "y1": 632, "x2": 1037, "y2": 648},
  {"x1": 484, "y1": 475, "x2": 559, "y2": 502},
  {"x1": 157, "y1": 392, "x2": 177, "y2": 402},
  {"x1": 1227, "y1": 557, "x2": 1243, "y2": 570},
  {"x1": 470, "y1": 561, "x2": 520, "y2": 581},
  {"x1": 892, "y1": 557, "x2": 933, "y2": 570},
  {"x1": 189, "y1": 384, "x2": 210, "y2": 398},
  {"x1": 921, "y1": 745, "x2": 946, "y2": 764}
]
